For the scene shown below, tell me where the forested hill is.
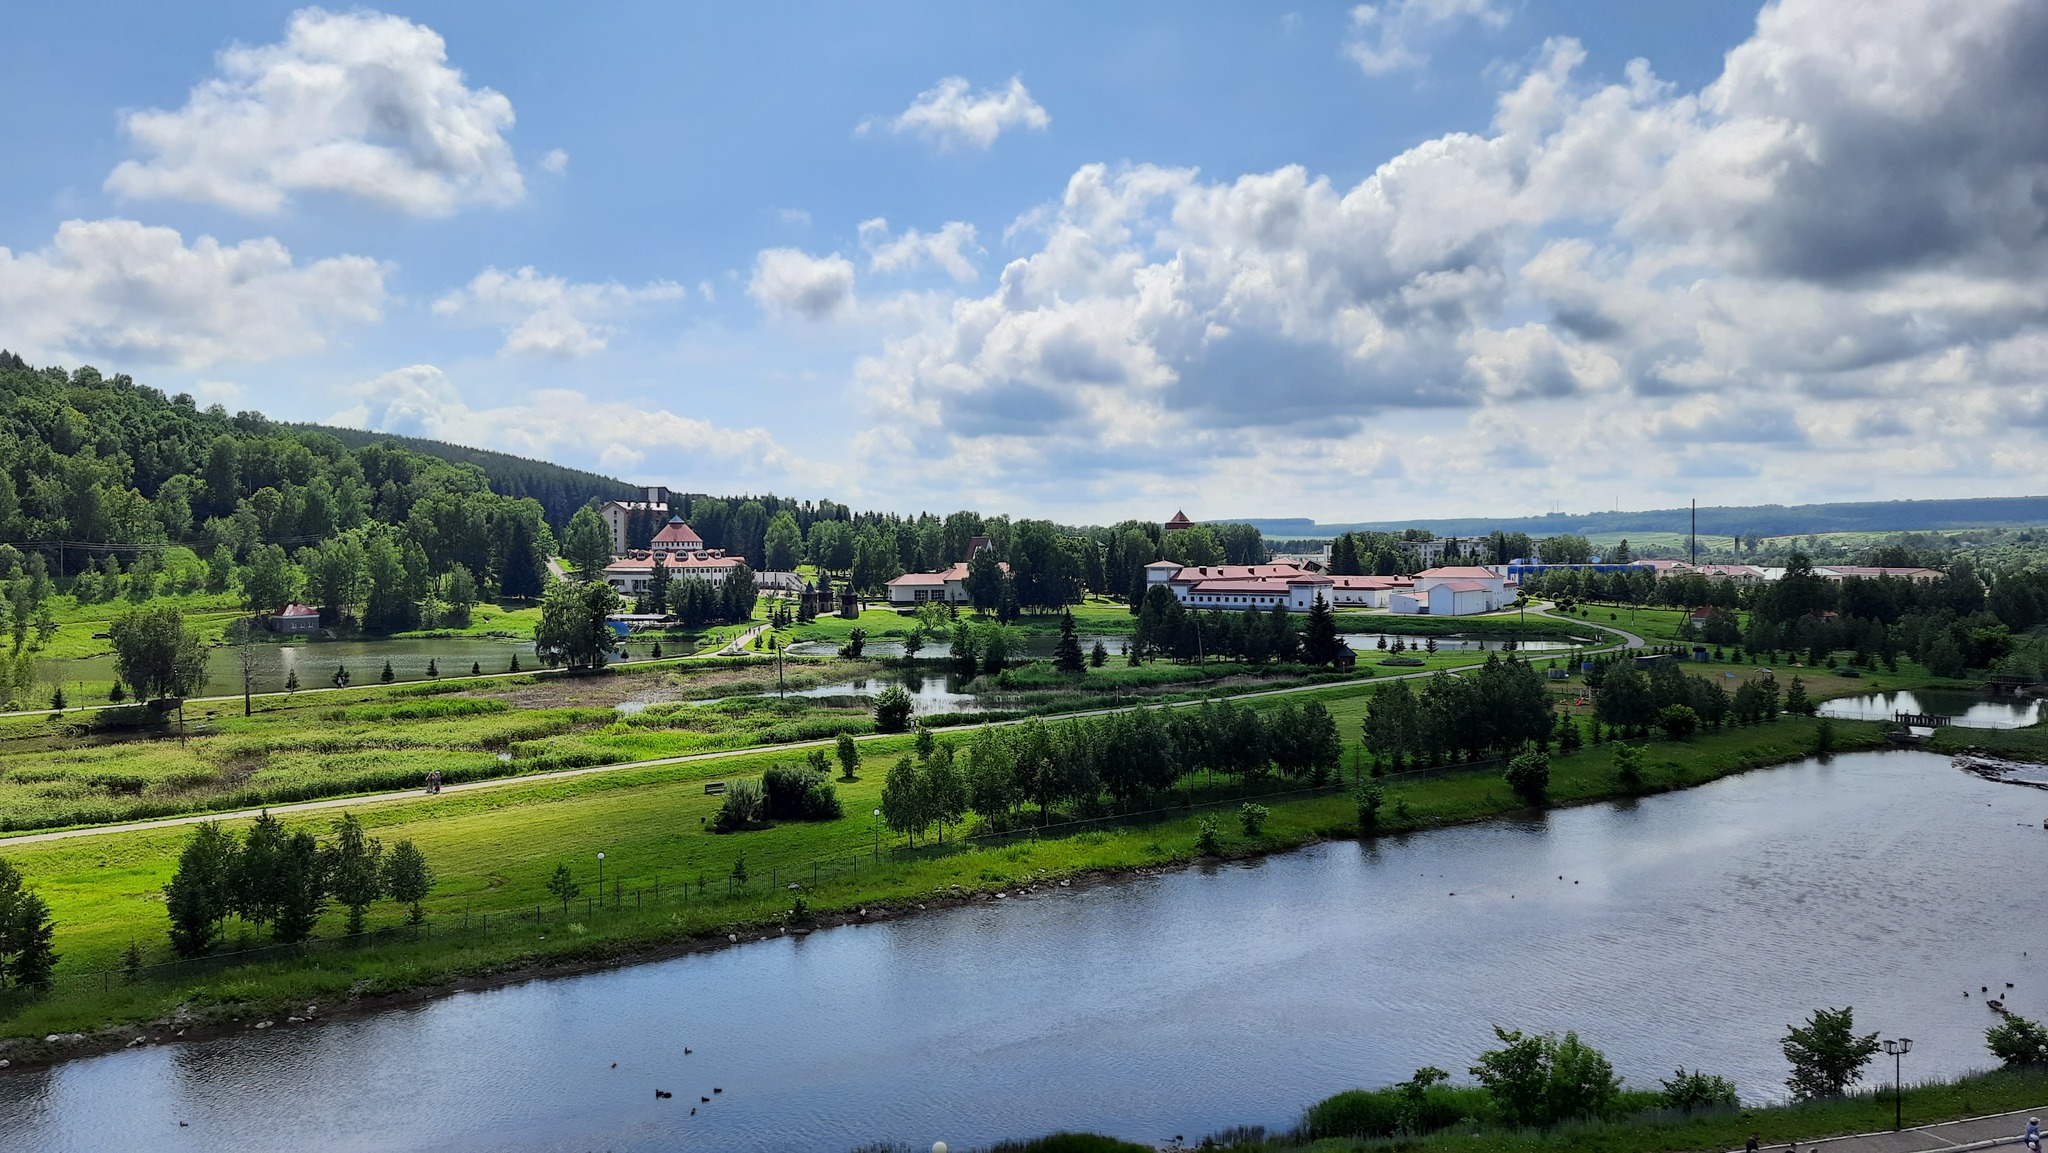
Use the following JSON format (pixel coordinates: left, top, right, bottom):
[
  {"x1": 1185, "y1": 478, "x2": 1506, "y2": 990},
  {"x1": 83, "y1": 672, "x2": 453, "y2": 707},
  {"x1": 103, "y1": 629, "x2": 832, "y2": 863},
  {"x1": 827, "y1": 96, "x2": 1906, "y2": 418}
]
[
  {"x1": 294, "y1": 424, "x2": 635, "y2": 526},
  {"x1": 0, "y1": 355, "x2": 558, "y2": 593},
  {"x1": 1241, "y1": 496, "x2": 2048, "y2": 541}
]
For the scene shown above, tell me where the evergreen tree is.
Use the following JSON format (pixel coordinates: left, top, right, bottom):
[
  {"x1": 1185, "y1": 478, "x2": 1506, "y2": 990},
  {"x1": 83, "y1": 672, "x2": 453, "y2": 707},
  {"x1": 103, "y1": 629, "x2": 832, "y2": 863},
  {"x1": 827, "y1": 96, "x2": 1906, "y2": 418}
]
[
  {"x1": 561, "y1": 502, "x2": 615, "y2": 579},
  {"x1": 1302, "y1": 593, "x2": 1340, "y2": 665},
  {"x1": 379, "y1": 659, "x2": 395, "y2": 683},
  {"x1": 1053, "y1": 609, "x2": 1086, "y2": 674},
  {"x1": 163, "y1": 822, "x2": 238, "y2": 958},
  {"x1": 0, "y1": 859, "x2": 58, "y2": 989}
]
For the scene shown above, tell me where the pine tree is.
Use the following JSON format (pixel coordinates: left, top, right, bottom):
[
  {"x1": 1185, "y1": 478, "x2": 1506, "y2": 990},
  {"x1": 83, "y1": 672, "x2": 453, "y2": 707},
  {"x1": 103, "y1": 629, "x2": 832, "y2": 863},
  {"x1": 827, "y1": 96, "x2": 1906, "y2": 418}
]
[
  {"x1": 426, "y1": 658, "x2": 439, "y2": 679},
  {"x1": 163, "y1": 822, "x2": 238, "y2": 958},
  {"x1": 1302, "y1": 594, "x2": 1340, "y2": 666},
  {"x1": 283, "y1": 669, "x2": 298, "y2": 694},
  {"x1": 379, "y1": 659, "x2": 395, "y2": 683},
  {"x1": 0, "y1": 859, "x2": 58, "y2": 988},
  {"x1": 1053, "y1": 609, "x2": 1086, "y2": 674},
  {"x1": 471, "y1": 661, "x2": 482, "y2": 677}
]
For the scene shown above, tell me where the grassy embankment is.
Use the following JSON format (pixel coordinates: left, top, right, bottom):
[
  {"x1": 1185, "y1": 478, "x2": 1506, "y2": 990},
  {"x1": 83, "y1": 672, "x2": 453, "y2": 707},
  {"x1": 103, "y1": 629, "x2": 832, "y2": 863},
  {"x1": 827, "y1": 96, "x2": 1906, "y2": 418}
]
[
  {"x1": 1003, "y1": 1066, "x2": 2048, "y2": 1153},
  {"x1": 0, "y1": 644, "x2": 1988, "y2": 1053}
]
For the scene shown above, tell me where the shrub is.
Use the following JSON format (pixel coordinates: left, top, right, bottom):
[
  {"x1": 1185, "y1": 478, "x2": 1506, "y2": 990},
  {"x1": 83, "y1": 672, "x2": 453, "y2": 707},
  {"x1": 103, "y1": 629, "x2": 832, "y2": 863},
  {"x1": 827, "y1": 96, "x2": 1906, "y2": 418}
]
[
  {"x1": 761, "y1": 762, "x2": 842, "y2": 821},
  {"x1": 1987, "y1": 1014, "x2": 2048, "y2": 1067},
  {"x1": 1238, "y1": 802, "x2": 1268, "y2": 836},
  {"x1": 1470, "y1": 1026, "x2": 1621, "y2": 1128},
  {"x1": 1813, "y1": 717, "x2": 1836, "y2": 756},
  {"x1": 711, "y1": 779, "x2": 766, "y2": 832},
  {"x1": 874, "y1": 685, "x2": 914, "y2": 733},
  {"x1": 1505, "y1": 750, "x2": 1550, "y2": 805},
  {"x1": 1614, "y1": 743, "x2": 1644, "y2": 789},
  {"x1": 1657, "y1": 703, "x2": 1699, "y2": 740},
  {"x1": 1355, "y1": 779, "x2": 1385, "y2": 831},
  {"x1": 1659, "y1": 1067, "x2": 1739, "y2": 1113},
  {"x1": 1195, "y1": 817, "x2": 1221, "y2": 855}
]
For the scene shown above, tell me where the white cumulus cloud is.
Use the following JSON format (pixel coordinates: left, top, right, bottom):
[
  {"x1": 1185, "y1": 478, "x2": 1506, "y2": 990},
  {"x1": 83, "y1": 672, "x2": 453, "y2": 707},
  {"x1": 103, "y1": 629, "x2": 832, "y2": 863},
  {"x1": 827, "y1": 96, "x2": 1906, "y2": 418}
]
[
  {"x1": 748, "y1": 248, "x2": 857, "y2": 321},
  {"x1": 330, "y1": 364, "x2": 815, "y2": 485},
  {"x1": 859, "y1": 76, "x2": 1049, "y2": 151},
  {"x1": 830, "y1": 0, "x2": 2048, "y2": 516},
  {"x1": 106, "y1": 7, "x2": 523, "y2": 216},
  {"x1": 858, "y1": 218, "x2": 982, "y2": 282},
  {"x1": 0, "y1": 218, "x2": 386, "y2": 368},
  {"x1": 432, "y1": 266, "x2": 686, "y2": 357}
]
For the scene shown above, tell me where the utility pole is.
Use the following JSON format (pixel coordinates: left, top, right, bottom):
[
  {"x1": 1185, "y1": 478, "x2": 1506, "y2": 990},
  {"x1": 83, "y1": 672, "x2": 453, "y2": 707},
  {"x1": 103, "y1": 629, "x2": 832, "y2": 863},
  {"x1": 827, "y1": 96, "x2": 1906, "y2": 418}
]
[{"x1": 1690, "y1": 499, "x2": 1697, "y2": 567}]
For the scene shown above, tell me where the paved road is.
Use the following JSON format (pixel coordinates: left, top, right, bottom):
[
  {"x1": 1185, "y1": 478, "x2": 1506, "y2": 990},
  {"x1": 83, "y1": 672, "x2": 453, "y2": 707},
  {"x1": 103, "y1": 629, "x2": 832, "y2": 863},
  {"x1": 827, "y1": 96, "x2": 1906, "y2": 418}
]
[
  {"x1": 0, "y1": 605, "x2": 1640, "y2": 848},
  {"x1": 1721, "y1": 1106, "x2": 2047, "y2": 1152}
]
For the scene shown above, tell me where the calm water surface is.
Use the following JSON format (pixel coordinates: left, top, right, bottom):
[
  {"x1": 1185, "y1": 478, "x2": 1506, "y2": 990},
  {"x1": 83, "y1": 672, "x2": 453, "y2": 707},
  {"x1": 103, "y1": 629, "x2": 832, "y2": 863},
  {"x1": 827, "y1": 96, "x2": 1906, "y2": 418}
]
[
  {"x1": 2, "y1": 749, "x2": 2042, "y2": 1152},
  {"x1": 48, "y1": 637, "x2": 537, "y2": 698},
  {"x1": 1817, "y1": 688, "x2": 2043, "y2": 728}
]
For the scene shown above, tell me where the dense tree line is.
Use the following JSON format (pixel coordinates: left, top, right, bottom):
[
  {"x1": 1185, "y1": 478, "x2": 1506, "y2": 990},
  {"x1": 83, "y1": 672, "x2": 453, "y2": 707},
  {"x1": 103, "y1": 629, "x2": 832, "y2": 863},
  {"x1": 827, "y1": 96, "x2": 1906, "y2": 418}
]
[
  {"x1": 882, "y1": 698, "x2": 1343, "y2": 837},
  {"x1": 163, "y1": 812, "x2": 435, "y2": 956},
  {"x1": 1359, "y1": 655, "x2": 1555, "y2": 769},
  {"x1": 1529, "y1": 549, "x2": 2048, "y2": 678},
  {"x1": 1129, "y1": 587, "x2": 1346, "y2": 666}
]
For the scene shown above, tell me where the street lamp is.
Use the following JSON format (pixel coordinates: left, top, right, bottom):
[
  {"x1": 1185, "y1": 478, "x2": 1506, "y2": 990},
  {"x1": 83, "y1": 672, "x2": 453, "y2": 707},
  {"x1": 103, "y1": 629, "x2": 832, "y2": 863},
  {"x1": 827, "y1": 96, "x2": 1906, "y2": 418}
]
[
  {"x1": 596, "y1": 851, "x2": 606, "y2": 898},
  {"x1": 872, "y1": 808, "x2": 882, "y2": 862},
  {"x1": 1881, "y1": 1037, "x2": 1913, "y2": 1130}
]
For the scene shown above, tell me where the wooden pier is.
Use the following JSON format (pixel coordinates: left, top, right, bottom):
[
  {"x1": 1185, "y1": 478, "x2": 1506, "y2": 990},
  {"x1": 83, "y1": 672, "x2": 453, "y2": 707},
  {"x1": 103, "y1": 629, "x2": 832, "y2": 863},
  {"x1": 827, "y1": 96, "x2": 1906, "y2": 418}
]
[{"x1": 1894, "y1": 711, "x2": 1952, "y2": 728}]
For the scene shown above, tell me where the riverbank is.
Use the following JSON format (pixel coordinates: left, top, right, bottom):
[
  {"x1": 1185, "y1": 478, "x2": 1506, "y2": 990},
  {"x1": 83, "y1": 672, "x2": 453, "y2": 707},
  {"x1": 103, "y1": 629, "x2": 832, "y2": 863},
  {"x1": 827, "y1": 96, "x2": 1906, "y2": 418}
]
[
  {"x1": 7, "y1": 702, "x2": 2011, "y2": 1071},
  {"x1": 1000, "y1": 1069, "x2": 2048, "y2": 1153}
]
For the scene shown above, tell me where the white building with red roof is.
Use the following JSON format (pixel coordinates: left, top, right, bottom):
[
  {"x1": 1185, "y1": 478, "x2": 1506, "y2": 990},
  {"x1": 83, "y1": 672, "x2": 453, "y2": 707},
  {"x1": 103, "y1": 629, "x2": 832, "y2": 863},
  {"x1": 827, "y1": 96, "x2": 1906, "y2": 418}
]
[
  {"x1": 1389, "y1": 565, "x2": 1513, "y2": 616},
  {"x1": 884, "y1": 537, "x2": 1007, "y2": 607},
  {"x1": 602, "y1": 547, "x2": 746, "y2": 597},
  {"x1": 1144, "y1": 561, "x2": 1337, "y2": 613},
  {"x1": 1324, "y1": 573, "x2": 1416, "y2": 608},
  {"x1": 648, "y1": 516, "x2": 706, "y2": 555}
]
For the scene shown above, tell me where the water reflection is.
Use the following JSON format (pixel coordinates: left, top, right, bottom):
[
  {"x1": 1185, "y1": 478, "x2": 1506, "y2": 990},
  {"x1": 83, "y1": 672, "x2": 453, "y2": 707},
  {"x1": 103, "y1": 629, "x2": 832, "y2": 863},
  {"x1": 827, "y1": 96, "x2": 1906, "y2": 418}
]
[{"x1": 1816, "y1": 688, "x2": 2043, "y2": 728}]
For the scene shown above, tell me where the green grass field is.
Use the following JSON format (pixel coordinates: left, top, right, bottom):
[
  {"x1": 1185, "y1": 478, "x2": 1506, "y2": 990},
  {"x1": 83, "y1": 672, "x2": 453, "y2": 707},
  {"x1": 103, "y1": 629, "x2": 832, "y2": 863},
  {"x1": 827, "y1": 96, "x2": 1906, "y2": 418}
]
[{"x1": 4, "y1": 669, "x2": 1983, "y2": 1048}]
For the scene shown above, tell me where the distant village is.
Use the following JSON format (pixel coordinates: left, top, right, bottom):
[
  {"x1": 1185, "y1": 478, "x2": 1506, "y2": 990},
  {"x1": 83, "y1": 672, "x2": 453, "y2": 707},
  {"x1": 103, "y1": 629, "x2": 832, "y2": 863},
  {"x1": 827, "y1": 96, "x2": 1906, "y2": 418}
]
[{"x1": 586, "y1": 494, "x2": 1941, "y2": 622}]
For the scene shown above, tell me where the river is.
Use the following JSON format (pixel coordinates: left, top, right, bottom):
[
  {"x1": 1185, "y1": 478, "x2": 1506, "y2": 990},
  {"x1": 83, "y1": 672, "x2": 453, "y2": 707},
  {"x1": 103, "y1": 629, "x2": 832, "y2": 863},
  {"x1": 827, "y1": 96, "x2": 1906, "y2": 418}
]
[{"x1": 2, "y1": 749, "x2": 2041, "y2": 1152}]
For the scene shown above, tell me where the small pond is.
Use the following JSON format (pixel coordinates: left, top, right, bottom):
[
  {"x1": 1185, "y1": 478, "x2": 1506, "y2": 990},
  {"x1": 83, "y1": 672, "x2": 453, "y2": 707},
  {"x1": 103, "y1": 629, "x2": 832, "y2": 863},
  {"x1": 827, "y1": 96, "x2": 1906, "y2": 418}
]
[
  {"x1": 783, "y1": 633, "x2": 1129, "y2": 660},
  {"x1": 44, "y1": 636, "x2": 540, "y2": 700},
  {"x1": 1340, "y1": 631, "x2": 1582, "y2": 653},
  {"x1": 1816, "y1": 688, "x2": 2043, "y2": 729}
]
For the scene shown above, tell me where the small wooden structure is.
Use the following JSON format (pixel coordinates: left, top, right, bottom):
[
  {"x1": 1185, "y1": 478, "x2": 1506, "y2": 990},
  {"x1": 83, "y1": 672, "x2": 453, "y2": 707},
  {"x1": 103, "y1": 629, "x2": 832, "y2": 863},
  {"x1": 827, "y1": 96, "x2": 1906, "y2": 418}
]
[{"x1": 1894, "y1": 711, "x2": 1952, "y2": 728}]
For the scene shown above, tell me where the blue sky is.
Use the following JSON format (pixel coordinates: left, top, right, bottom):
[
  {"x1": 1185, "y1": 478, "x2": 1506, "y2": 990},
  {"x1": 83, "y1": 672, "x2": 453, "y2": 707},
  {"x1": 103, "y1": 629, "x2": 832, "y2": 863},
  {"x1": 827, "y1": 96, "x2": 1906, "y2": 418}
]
[{"x1": 2, "y1": 1, "x2": 2043, "y2": 523}]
